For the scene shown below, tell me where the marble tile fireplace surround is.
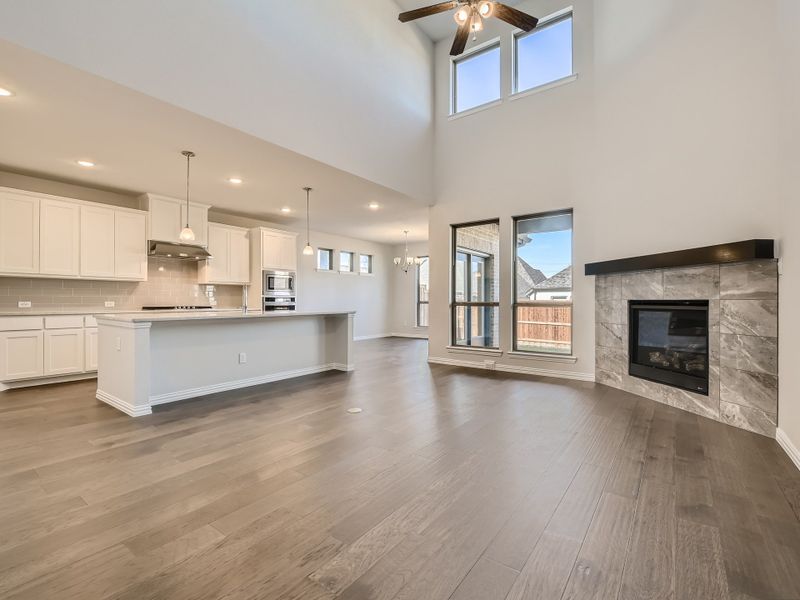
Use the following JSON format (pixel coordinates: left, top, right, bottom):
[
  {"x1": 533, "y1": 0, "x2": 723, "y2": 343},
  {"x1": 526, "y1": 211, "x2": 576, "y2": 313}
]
[{"x1": 594, "y1": 260, "x2": 778, "y2": 437}]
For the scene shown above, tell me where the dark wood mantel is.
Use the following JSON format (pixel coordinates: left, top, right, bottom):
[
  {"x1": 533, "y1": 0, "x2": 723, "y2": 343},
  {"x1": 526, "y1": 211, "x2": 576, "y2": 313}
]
[{"x1": 584, "y1": 239, "x2": 775, "y2": 276}]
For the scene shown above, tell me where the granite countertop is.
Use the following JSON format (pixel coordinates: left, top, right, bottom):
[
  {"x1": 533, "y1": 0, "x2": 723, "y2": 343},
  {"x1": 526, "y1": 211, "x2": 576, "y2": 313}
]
[{"x1": 94, "y1": 310, "x2": 355, "y2": 324}]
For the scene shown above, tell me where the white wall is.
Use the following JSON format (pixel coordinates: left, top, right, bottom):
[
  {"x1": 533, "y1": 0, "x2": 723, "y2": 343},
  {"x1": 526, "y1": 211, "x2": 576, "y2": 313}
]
[
  {"x1": 428, "y1": 0, "x2": 787, "y2": 387},
  {"x1": 390, "y1": 241, "x2": 429, "y2": 338},
  {"x1": 0, "y1": 0, "x2": 435, "y2": 201}
]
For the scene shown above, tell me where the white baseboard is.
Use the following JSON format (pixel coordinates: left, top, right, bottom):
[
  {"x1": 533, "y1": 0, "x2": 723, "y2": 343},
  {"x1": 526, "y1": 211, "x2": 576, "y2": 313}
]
[
  {"x1": 1, "y1": 372, "x2": 97, "y2": 392},
  {"x1": 96, "y1": 389, "x2": 153, "y2": 417},
  {"x1": 148, "y1": 363, "x2": 350, "y2": 407},
  {"x1": 354, "y1": 333, "x2": 392, "y2": 341},
  {"x1": 777, "y1": 428, "x2": 800, "y2": 472},
  {"x1": 427, "y1": 356, "x2": 595, "y2": 382},
  {"x1": 391, "y1": 332, "x2": 429, "y2": 339}
]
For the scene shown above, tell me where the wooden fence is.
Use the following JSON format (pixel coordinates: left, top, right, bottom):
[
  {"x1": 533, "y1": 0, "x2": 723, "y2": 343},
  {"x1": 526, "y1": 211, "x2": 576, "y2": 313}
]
[{"x1": 516, "y1": 303, "x2": 572, "y2": 348}]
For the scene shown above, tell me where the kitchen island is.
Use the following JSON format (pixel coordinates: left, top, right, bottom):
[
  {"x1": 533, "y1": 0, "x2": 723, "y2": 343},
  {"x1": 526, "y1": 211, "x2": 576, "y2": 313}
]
[{"x1": 95, "y1": 310, "x2": 354, "y2": 416}]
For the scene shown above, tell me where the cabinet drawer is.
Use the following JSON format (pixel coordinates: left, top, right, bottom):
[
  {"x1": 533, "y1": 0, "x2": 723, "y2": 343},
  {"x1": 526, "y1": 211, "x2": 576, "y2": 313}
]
[
  {"x1": 84, "y1": 315, "x2": 98, "y2": 328},
  {"x1": 45, "y1": 315, "x2": 85, "y2": 329},
  {"x1": 0, "y1": 316, "x2": 44, "y2": 331}
]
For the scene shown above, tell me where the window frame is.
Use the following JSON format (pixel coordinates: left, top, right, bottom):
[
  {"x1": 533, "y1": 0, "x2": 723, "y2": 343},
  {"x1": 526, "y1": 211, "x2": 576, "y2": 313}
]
[
  {"x1": 316, "y1": 248, "x2": 334, "y2": 272},
  {"x1": 359, "y1": 253, "x2": 374, "y2": 275},
  {"x1": 451, "y1": 219, "x2": 500, "y2": 349},
  {"x1": 512, "y1": 209, "x2": 574, "y2": 356},
  {"x1": 416, "y1": 256, "x2": 429, "y2": 328},
  {"x1": 512, "y1": 7, "x2": 574, "y2": 96},
  {"x1": 339, "y1": 250, "x2": 355, "y2": 274},
  {"x1": 450, "y1": 38, "x2": 502, "y2": 116}
]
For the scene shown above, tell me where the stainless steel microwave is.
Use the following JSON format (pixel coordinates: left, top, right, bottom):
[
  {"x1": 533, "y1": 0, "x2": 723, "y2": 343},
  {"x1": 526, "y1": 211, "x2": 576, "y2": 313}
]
[{"x1": 263, "y1": 270, "x2": 295, "y2": 296}]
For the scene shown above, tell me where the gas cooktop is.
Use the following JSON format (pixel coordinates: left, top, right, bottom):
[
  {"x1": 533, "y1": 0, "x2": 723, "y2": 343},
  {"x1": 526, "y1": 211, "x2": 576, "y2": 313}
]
[{"x1": 141, "y1": 305, "x2": 214, "y2": 311}]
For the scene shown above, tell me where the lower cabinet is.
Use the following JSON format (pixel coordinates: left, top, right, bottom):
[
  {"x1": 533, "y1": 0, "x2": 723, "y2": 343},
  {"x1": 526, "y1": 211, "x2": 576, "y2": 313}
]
[
  {"x1": 0, "y1": 330, "x2": 44, "y2": 380},
  {"x1": 85, "y1": 328, "x2": 98, "y2": 372},
  {"x1": 44, "y1": 328, "x2": 85, "y2": 376}
]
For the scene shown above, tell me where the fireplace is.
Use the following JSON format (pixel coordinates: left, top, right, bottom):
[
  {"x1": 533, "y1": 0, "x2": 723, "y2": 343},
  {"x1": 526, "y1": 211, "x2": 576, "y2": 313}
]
[{"x1": 628, "y1": 300, "x2": 709, "y2": 395}]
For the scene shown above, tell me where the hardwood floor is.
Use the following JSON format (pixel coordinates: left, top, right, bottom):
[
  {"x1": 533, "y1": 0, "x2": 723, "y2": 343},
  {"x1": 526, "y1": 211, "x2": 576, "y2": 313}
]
[{"x1": 1, "y1": 337, "x2": 799, "y2": 600}]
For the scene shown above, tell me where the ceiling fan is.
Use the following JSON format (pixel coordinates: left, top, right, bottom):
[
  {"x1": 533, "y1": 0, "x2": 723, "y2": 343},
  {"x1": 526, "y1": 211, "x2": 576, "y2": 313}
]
[{"x1": 398, "y1": 1, "x2": 539, "y2": 56}]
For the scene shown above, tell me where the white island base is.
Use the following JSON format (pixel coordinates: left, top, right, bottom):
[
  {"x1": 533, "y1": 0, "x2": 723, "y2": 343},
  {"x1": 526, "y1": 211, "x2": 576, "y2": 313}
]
[{"x1": 95, "y1": 311, "x2": 354, "y2": 416}]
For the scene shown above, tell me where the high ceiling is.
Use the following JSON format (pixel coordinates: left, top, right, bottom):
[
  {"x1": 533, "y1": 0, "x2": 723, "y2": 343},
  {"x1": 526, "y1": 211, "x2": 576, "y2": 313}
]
[
  {"x1": 0, "y1": 41, "x2": 429, "y2": 244},
  {"x1": 395, "y1": 0, "x2": 524, "y2": 41}
]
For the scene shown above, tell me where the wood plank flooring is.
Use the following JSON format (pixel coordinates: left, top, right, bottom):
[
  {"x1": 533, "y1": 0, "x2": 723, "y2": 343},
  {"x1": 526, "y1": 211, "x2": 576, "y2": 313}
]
[{"x1": 1, "y1": 337, "x2": 799, "y2": 600}]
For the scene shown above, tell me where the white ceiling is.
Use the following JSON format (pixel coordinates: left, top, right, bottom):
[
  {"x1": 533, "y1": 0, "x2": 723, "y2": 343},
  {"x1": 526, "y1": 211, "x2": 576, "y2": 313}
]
[
  {"x1": 0, "y1": 41, "x2": 429, "y2": 244},
  {"x1": 395, "y1": 0, "x2": 525, "y2": 41}
]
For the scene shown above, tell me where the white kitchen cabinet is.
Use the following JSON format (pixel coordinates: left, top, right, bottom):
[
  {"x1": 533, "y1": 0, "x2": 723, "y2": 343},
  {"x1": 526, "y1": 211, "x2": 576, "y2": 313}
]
[
  {"x1": 0, "y1": 190, "x2": 39, "y2": 274},
  {"x1": 139, "y1": 194, "x2": 209, "y2": 246},
  {"x1": 80, "y1": 205, "x2": 116, "y2": 278},
  {"x1": 199, "y1": 223, "x2": 250, "y2": 285},
  {"x1": 260, "y1": 229, "x2": 297, "y2": 272},
  {"x1": 43, "y1": 328, "x2": 85, "y2": 376},
  {"x1": 114, "y1": 210, "x2": 147, "y2": 280},
  {"x1": 0, "y1": 330, "x2": 44, "y2": 380},
  {"x1": 40, "y1": 198, "x2": 81, "y2": 277},
  {"x1": 85, "y1": 328, "x2": 98, "y2": 372}
]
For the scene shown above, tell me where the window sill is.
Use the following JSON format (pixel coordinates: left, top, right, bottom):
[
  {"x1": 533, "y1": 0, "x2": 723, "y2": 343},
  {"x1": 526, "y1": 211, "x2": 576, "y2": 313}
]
[
  {"x1": 507, "y1": 350, "x2": 578, "y2": 363},
  {"x1": 339, "y1": 271, "x2": 357, "y2": 276},
  {"x1": 510, "y1": 73, "x2": 578, "y2": 102},
  {"x1": 446, "y1": 345, "x2": 503, "y2": 356},
  {"x1": 448, "y1": 98, "x2": 503, "y2": 121},
  {"x1": 316, "y1": 268, "x2": 336, "y2": 274}
]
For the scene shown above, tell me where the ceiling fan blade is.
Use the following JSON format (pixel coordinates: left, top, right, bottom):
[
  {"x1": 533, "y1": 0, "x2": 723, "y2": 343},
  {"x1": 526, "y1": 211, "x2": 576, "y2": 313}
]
[
  {"x1": 493, "y1": 3, "x2": 539, "y2": 31},
  {"x1": 398, "y1": 1, "x2": 458, "y2": 23},
  {"x1": 450, "y1": 17, "x2": 471, "y2": 56}
]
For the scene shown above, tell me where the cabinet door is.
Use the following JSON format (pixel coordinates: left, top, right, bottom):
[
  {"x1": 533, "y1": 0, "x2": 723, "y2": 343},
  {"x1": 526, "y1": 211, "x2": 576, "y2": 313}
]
[
  {"x1": 229, "y1": 229, "x2": 250, "y2": 284},
  {"x1": 115, "y1": 211, "x2": 147, "y2": 280},
  {"x1": 203, "y1": 224, "x2": 230, "y2": 283},
  {"x1": 181, "y1": 203, "x2": 208, "y2": 246},
  {"x1": 80, "y1": 205, "x2": 115, "y2": 278},
  {"x1": 279, "y1": 234, "x2": 297, "y2": 272},
  {"x1": 40, "y1": 198, "x2": 80, "y2": 276},
  {"x1": 0, "y1": 330, "x2": 43, "y2": 380},
  {"x1": 0, "y1": 192, "x2": 39, "y2": 274},
  {"x1": 84, "y1": 328, "x2": 98, "y2": 372},
  {"x1": 149, "y1": 196, "x2": 183, "y2": 243},
  {"x1": 44, "y1": 328, "x2": 84, "y2": 376}
]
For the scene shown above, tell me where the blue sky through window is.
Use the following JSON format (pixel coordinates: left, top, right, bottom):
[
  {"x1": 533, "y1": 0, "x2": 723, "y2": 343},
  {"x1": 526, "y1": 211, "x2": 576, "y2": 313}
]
[
  {"x1": 516, "y1": 17, "x2": 573, "y2": 92},
  {"x1": 517, "y1": 229, "x2": 571, "y2": 278},
  {"x1": 455, "y1": 45, "x2": 500, "y2": 113}
]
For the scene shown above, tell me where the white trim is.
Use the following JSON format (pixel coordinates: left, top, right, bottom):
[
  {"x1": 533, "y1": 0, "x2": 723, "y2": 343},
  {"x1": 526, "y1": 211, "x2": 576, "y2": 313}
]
[
  {"x1": 428, "y1": 356, "x2": 594, "y2": 382},
  {"x1": 96, "y1": 389, "x2": 152, "y2": 417},
  {"x1": 509, "y1": 74, "x2": 579, "y2": 101},
  {"x1": 354, "y1": 334, "x2": 392, "y2": 341},
  {"x1": 446, "y1": 345, "x2": 503, "y2": 356},
  {"x1": 148, "y1": 363, "x2": 350, "y2": 407},
  {"x1": 1, "y1": 372, "x2": 96, "y2": 391},
  {"x1": 391, "y1": 332, "x2": 429, "y2": 339},
  {"x1": 507, "y1": 350, "x2": 578, "y2": 364},
  {"x1": 777, "y1": 428, "x2": 800, "y2": 472},
  {"x1": 448, "y1": 99, "x2": 503, "y2": 121}
]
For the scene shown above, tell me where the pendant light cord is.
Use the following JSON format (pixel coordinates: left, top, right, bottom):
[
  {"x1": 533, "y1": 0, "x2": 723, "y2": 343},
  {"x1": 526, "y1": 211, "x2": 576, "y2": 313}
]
[{"x1": 305, "y1": 187, "x2": 312, "y2": 246}]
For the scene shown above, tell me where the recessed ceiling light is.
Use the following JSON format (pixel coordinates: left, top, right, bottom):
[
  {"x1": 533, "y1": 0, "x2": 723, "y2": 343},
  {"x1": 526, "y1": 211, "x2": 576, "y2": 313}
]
[
  {"x1": 280, "y1": 207, "x2": 292, "y2": 213},
  {"x1": 76, "y1": 160, "x2": 96, "y2": 168},
  {"x1": 368, "y1": 202, "x2": 380, "y2": 210},
  {"x1": 0, "y1": 88, "x2": 13, "y2": 97},
  {"x1": 228, "y1": 177, "x2": 243, "y2": 185}
]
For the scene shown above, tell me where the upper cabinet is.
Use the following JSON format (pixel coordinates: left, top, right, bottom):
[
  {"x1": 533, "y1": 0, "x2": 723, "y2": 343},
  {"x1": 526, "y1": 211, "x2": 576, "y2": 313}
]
[
  {"x1": 0, "y1": 189, "x2": 39, "y2": 274},
  {"x1": 199, "y1": 223, "x2": 250, "y2": 285},
  {"x1": 0, "y1": 186, "x2": 148, "y2": 282},
  {"x1": 139, "y1": 194, "x2": 210, "y2": 247},
  {"x1": 258, "y1": 228, "x2": 298, "y2": 272}
]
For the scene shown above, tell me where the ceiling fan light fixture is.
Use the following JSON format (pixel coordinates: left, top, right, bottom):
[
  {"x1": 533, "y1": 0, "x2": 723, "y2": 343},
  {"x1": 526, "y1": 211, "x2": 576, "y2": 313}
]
[
  {"x1": 478, "y1": 1, "x2": 495, "y2": 18},
  {"x1": 470, "y1": 12, "x2": 484, "y2": 33},
  {"x1": 453, "y1": 6, "x2": 470, "y2": 24}
]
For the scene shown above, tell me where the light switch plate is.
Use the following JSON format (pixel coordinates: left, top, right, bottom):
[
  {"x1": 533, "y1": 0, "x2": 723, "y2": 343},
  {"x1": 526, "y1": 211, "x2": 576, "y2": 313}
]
[
  {"x1": 18, "y1": 301, "x2": 32, "y2": 308},
  {"x1": 238, "y1": 352, "x2": 247, "y2": 364},
  {"x1": 105, "y1": 301, "x2": 115, "y2": 308}
]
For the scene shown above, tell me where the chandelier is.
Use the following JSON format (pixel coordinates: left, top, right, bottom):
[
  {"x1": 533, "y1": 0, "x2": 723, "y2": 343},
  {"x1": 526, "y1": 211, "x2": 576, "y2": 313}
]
[{"x1": 394, "y1": 230, "x2": 423, "y2": 274}]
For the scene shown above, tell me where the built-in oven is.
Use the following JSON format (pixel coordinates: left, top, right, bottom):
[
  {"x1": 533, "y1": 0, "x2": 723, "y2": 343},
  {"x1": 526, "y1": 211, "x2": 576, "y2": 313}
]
[{"x1": 262, "y1": 270, "x2": 296, "y2": 311}]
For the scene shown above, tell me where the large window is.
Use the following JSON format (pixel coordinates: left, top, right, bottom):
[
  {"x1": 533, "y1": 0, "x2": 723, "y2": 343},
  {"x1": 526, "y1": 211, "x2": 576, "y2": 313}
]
[
  {"x1": 452, "y1": 42, "x2": 501, "y2": 114},
  {"x1": 514, "y1": 210, "x2": 573, "y2": 355},
  {"x1": 452, "y1": 221, "x2": 499, "y2": 348},
  {"x1": 416, "y1": 256, "x2": 429, "y2": 327},
  {"x1": 514, "y1": 11, "x2": 573, "y2": 94}
]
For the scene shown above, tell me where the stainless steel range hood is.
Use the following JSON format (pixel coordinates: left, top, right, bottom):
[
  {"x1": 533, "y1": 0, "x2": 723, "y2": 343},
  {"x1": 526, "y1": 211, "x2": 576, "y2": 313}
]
[{"x1": 148, "y1": 241, "x2": 212, "y2": 261}]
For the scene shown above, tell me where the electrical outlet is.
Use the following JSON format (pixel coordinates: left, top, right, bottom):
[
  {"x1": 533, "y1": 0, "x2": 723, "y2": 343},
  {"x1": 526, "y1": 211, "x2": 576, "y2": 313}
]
[
  {"x1": 484, "y1": 360, "x2": 496, "y2": 370},
  {"x1": 115, "y1": 337, "x2": 121, "y2": 351},
  {"x1": 105, "y1": 301, "x2": 115, "y2": 308},
  {"x1": 238, "y1": 352, "x2": 247, "y2": 364},
  {"x1": 18, "y1": 301, "x2": 32, "y2": 308}
]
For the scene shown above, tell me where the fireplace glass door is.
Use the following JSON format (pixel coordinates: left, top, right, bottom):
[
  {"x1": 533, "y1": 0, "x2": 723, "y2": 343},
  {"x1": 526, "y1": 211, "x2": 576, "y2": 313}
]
[{"x1": 629, "y1": 300, "x2": 709, "y2": 395}]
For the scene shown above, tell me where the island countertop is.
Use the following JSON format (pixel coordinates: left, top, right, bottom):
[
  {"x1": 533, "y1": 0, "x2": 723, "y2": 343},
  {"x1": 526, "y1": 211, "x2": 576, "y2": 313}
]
[{"x1": 95, "y1": 310, "x2": 356, "y2": 324}]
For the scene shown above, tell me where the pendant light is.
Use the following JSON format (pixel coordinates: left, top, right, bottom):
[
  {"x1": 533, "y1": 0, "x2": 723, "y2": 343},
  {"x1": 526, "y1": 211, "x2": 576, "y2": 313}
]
[
  {"x1": 302, "y1": 187, "x2": 314, "y2": 256},
  {"x1": 179, "y1": 150, "x2": 196, "y2": 242},
  {"x1": 393, "y1": 230, "x2": 422, "y2": 274}
]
